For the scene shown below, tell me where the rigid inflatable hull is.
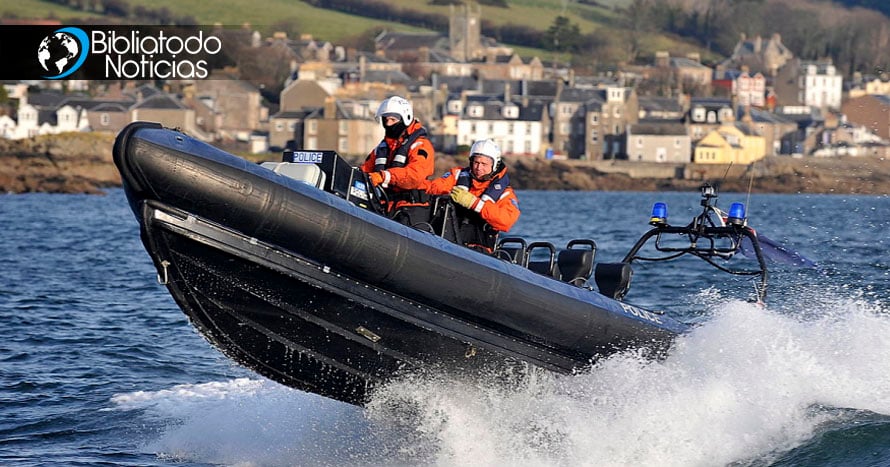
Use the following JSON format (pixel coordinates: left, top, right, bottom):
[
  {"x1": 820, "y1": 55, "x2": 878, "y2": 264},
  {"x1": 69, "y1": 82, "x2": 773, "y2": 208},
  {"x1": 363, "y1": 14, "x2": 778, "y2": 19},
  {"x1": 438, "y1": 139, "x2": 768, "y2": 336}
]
[{"x1": 113, "y1": 122, "x2": 687, "y2": 405}]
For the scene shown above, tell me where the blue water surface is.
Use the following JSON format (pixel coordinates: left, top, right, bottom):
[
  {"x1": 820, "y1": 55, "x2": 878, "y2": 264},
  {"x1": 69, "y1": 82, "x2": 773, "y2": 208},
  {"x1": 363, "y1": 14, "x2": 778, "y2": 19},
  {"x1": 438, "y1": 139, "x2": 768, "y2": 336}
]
[{"x1": 2, "y1": 189, "x2": 889, "y2": 466}]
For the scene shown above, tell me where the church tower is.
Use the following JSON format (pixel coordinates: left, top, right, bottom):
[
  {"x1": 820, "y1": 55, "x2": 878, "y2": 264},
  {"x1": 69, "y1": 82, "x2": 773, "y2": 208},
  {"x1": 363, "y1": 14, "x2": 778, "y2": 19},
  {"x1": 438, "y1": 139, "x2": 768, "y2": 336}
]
[{"x1": 449, "y1": 2, "x2": 481, "y2": 62}]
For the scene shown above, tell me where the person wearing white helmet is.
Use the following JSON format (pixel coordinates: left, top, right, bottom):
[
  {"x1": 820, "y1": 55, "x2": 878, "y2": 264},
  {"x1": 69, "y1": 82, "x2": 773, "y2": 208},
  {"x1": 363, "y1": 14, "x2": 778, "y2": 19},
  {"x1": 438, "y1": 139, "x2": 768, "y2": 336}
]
[
  {"x1": 423, "y1": 138, "x2": 520, "y2": 252},
  {"x1": 361, "y1": 96, "x2": 436, "y2": 222}
]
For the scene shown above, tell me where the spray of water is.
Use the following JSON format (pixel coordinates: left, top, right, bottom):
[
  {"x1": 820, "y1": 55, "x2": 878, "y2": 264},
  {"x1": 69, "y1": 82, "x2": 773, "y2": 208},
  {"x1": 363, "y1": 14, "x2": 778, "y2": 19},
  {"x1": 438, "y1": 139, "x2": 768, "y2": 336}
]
[{"x1": 113, "y1": 296, "x2": 890, "y2": 466}]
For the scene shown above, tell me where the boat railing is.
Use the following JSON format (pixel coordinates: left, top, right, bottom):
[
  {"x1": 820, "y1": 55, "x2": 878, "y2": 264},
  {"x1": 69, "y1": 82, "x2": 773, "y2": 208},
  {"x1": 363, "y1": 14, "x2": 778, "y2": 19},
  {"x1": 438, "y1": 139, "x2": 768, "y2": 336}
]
[
  {"x1": 527, "y1": 242, "x2": 560, "y2": 279},
  {"x1": 493, "y1": 237, "x2": 529, "y2": 265},
  {"x1": 617, "y1": 183, "x2": 769, "y2": 303},
  {"x1": 494, "y1": 237, "x2": 598, "y2": 289}
]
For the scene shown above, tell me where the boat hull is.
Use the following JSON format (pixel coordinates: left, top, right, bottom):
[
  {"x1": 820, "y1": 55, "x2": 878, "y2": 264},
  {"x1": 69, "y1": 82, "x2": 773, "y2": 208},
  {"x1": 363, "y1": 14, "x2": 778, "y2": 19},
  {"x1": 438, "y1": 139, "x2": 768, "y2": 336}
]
[{"x1": 114, "y1": 121, "x2": 687, "y2": 405}]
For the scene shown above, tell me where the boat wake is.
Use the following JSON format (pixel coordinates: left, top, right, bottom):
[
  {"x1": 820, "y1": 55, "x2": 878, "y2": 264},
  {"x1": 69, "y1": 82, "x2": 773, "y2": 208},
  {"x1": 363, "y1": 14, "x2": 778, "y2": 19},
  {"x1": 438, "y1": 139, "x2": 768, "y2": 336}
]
[{"x1": 112, "y1": 293, "x2": 890, "y2": 466}]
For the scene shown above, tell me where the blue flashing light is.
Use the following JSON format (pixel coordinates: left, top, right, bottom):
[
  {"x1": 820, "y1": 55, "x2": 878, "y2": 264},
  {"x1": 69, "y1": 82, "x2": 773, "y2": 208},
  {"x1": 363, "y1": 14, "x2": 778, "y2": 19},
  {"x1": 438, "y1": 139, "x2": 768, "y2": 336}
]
[
  {"x1": 727, "y1": 202, "x2": 746, "y2": 225},
  {"x1": 649, "y1": 202, "x2": 668, "y2": 226}
]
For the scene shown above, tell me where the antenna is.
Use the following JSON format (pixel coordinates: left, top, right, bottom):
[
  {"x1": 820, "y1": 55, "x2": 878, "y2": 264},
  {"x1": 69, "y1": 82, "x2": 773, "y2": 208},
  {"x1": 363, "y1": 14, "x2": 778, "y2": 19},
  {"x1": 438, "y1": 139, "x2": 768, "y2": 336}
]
[
  {"x1": 745, "y1": 162, "x2": 756, "y2": 215},
  {"x1": 719, "y1": 161, "x2": 733, "y2": 185}
]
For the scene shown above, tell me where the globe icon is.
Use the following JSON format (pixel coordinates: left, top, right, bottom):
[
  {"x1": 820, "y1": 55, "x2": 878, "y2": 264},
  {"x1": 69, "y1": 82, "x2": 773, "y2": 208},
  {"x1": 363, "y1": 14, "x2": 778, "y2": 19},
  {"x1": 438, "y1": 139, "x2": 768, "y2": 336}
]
[{"x1": 37, "y1": 32, "x2": 80, "y2": 75}]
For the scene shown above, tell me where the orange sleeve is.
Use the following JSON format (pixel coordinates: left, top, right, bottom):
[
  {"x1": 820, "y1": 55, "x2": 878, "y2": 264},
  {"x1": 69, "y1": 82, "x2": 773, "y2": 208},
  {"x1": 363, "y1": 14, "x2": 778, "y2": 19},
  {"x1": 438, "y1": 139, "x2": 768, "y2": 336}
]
[
  {"x1": 425, "y1": 167, "x2": 460, "y2": 195},
  {"x1": 360, "y1": 150, "x2": 375, "y2": 173},
  {"x1": 386, "y1": 138, "x2": 435, "y2": 190},
  {"x1": 479, "y1": 187, "x2": 521, "y2": 232}
]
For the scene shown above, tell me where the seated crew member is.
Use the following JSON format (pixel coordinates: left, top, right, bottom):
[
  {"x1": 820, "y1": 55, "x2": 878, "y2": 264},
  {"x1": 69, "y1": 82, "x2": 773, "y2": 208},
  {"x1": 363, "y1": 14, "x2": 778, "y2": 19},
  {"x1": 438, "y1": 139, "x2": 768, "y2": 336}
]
[
  {"x1": 425, "y1": 139, "x2": 520, "y2": 252},
  {"x1": 361, "y1": 96, "x2": 435, "y2": 225}
]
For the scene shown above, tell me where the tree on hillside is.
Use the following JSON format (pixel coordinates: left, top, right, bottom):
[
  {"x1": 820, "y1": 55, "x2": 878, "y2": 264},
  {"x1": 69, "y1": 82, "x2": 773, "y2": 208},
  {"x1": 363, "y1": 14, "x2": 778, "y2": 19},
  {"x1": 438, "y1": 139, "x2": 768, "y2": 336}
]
[
  {"x1": 340, "y1": 27, "x2": 386, "y2": 52},
  {"x1": 236, "y1": 42, "x2": 297, "y2": 102},
  {"x1": 620, "y1": 0, "x2": 657, "y2": 62},
  {"x1": 544, "y1": 16, "x2": 582, "y2": 55}
]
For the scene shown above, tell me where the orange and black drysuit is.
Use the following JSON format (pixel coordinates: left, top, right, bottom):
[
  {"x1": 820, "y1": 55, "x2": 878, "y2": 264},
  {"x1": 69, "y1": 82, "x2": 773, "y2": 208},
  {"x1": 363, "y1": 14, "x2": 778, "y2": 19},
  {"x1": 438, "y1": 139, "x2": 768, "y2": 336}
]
[
  {"x1": 425, "y1": 163, "x2": 520, "y2": 251},
  {"x1": 361, "y1": 120, "x2": 435, "y2": 214}
]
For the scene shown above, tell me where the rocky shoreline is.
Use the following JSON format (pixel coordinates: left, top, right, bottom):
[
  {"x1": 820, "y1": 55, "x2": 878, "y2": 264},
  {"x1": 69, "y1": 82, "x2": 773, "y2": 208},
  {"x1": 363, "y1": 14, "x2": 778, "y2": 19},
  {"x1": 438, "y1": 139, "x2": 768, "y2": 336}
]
[{"x1": 2, "y1": 132, "x2": 889, "y2": 195}]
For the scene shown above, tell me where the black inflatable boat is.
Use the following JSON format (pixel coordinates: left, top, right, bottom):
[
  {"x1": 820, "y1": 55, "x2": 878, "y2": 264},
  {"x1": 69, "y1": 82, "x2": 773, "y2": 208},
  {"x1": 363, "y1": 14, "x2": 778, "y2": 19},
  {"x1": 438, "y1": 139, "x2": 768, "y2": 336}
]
[{"x1": 113, "y1": 122, "x2": 770, "y2": 406}]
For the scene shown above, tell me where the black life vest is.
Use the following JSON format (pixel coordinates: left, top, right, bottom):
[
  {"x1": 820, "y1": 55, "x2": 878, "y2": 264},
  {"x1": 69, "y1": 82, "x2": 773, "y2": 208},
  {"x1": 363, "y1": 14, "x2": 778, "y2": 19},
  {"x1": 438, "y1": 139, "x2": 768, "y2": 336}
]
[
  {"x1": 451, "y1": 167, "x2": 510, "y2": 251},
  {"x1": 373, "y1": 127, "x2": 428, "y2": 172}
]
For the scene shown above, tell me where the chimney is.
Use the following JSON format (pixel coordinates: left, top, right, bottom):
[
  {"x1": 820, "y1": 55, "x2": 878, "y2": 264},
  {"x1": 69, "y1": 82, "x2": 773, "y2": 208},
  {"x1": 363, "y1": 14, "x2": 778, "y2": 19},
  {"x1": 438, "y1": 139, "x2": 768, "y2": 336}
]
[{"x1": 324, "y1": 96, "x2": 336, "y2": 120}]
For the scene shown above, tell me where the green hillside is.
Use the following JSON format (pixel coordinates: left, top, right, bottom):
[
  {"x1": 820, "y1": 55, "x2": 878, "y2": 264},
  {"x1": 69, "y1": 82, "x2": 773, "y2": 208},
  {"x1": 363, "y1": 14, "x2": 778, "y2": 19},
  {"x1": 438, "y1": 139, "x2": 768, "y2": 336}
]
[
  {"x1": 2, "y1": 0, "x2": 431, "y2": 38},
  {"x1": 3, "y1": 0, "x2": 675, "y2": 60},
  {"x1": 10, "y1": 0, "x2": 881, "y2": 74}
]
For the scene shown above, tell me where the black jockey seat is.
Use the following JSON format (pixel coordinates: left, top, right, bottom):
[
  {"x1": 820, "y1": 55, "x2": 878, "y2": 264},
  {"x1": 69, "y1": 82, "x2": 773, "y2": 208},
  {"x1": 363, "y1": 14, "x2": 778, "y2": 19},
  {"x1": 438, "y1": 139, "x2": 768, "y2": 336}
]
[
  {"x1": 493, "y1": 237, "x2": 528, "y2": 265},
  {"x1": 557, "y1": 239, "x2": 597, "y2": 287},
  {"x1": 526, "y1": 241, "x2": 560, "y2": 279},
  {"x1": 594, "y1": 262, "x2": 633, "y2": 300}
]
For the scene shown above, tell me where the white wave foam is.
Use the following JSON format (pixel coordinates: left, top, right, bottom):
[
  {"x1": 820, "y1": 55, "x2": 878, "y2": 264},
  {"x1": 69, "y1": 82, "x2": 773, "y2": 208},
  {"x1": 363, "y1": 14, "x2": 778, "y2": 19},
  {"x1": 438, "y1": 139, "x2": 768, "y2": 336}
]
[{"x1": 112, "y1": 297, "x2": 890, "y2": 466}]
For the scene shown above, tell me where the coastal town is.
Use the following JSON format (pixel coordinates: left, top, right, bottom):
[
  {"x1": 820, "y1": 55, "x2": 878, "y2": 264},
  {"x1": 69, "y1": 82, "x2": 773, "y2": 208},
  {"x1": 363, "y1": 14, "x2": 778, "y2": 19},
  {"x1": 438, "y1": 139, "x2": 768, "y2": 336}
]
[{"x1": 2, "y1": 4, "x2": 890, "y2": 184}]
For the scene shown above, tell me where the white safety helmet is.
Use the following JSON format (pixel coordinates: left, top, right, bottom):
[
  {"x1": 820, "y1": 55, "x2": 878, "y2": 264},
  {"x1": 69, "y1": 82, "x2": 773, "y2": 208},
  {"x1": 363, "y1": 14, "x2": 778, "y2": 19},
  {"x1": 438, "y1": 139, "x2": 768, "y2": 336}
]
[
  {"x1": 375, "y1": 96, "x2": 413, "y2": 125},
  {"x1": 469, "y1": 139, "x2": 502, "y2": 168}
]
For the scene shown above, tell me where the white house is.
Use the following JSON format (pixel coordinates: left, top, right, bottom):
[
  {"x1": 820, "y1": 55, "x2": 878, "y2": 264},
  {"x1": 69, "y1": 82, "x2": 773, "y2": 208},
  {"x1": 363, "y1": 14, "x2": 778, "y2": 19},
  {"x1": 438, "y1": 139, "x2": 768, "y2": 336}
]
[
  {"x1": 1, "y1": 103, "x2": 91, "y2": 139},
  {"x1": 799, "y1": 60, "x2": 843, "y2": 110},
  {"x1": 455, "y1": 97, "x2": 547, "y2": 156}
]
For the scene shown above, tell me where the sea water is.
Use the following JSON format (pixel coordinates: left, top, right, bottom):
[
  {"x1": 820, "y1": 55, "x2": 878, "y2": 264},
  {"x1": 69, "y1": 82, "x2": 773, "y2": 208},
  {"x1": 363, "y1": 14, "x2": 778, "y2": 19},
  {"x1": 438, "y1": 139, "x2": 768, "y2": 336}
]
[{"x1": 2, "y1": 189, "x2": 889, "y2": 466}]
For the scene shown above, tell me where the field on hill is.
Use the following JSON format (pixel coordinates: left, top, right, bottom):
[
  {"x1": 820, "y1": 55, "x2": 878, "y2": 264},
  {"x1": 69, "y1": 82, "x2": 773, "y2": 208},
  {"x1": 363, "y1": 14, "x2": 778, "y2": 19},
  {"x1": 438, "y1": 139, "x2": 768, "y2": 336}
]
[
  {"x1": 3, "y1": 0, "x2": 696, "y2": 62},
  {"x1": 3, "y1": 0, "x2": 429, "y2": 39}
]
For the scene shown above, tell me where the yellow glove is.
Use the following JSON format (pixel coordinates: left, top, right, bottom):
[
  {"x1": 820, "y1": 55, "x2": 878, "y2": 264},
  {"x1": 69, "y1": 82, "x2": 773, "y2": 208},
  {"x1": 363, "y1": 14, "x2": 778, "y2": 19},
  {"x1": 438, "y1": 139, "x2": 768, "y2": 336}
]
[
  {"x1": 368, "y1": 171, "x2": 385, "y2": 187},
  {"x1": 450, "y1": 187, "x2": 478, "y2": 209}
]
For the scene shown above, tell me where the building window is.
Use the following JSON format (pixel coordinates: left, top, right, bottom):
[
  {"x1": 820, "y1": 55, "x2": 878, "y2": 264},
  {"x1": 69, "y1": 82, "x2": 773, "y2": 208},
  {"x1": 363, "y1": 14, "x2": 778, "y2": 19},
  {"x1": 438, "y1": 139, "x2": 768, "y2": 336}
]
[
  {"x1": 590, "y1": 130, "x2": 598, "y2": 143},
  {"x1": 636, "y1": 137, "x2": 643, "y2": 148},
  {"x1": 307, "y1": 120, "x2": 317, "y2": 135},
  {"x1": 275, "y1": 121, "x2": 284, "y2": 131},
  {"x1": 288, "y1": 122, "x2": 296, "y2": 131},
  {"x1": 674, "y1": 138, "x2": 682, "y2": 148},
  {"x1": 590, "y1": 113, "x2": 599, "y2": 125},
  {"x1": 468, "y1": 105, "x2": 483, "y2": 117},
  {"x1": 100, "y1": 113, "x2": 110, "y2": 126},
  {"x1": 339, "y1": 121, "x2": 348, "y2": 134},
  {"x1": 338, "y1": 137, "x2": 348, "y2": 153},
  {"x1": 307, "y1": 137, "x2": 317, "y2": 149},
  {"x1": 524, "y1": 141, "x2": 531, "y2": 153},
  {"x1": 560, "y1": 123, "x2": 570, "y2": 135},
  {"x1": 692, "y1": 108, "x2": 705, "y2": 122}
]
